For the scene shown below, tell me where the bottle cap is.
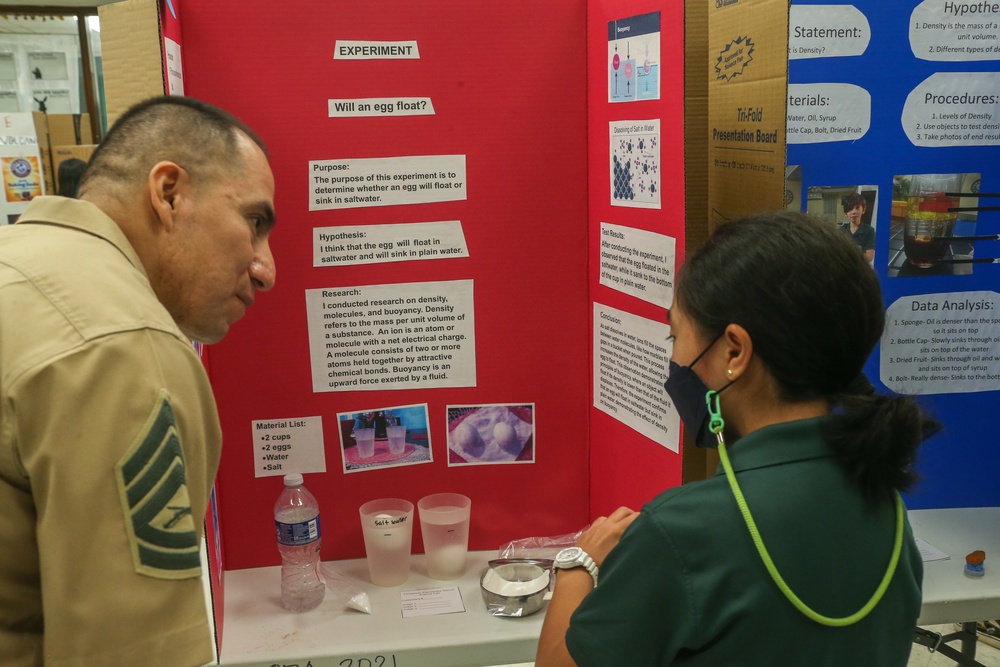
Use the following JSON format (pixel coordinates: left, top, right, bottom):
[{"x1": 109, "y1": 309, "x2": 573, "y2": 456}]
[
  {"x1": 283, "y1": 473, "x2": 304, "y2": 487},
  {"x1": 964, "y1": 550, "x2": 986, "y2": 578}
]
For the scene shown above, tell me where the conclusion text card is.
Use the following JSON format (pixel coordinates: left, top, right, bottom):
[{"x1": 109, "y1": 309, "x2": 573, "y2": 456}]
[{"x1": 593, "y1": 303, "x2": 678, "y2": 451}]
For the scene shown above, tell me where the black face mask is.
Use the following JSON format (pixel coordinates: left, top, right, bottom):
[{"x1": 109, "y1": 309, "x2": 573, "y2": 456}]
[{"x1": 663, "y1": 335, "x2": 734, "y2": 448}]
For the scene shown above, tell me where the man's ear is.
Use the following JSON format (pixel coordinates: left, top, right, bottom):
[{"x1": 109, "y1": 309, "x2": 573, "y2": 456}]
[{"x1": 147, "y1": 161, "x2": 186, "y2": 229}]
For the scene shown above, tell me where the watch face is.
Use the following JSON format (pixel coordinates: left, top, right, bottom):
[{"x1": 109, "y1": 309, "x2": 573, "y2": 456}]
[{"x1": 557, "y1": 546, "x2": 583, "y2": 564}]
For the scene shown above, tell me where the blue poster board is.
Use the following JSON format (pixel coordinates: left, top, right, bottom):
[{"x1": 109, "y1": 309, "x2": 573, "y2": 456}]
[{"x1": 787, "y1": 0, "x2": 1000, "y2": 508}]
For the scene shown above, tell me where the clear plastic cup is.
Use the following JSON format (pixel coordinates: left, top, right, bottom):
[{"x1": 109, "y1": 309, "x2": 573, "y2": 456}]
[
  {"x1": 418, "y1": 493, "x2": 471, "y2": 580},
  {"x1": 359, "y1": 498, "x2": 414, "y2": 586},
  {"x1": 387, "y1": 423, "x2": 406, "y2": 456},
  {"x1": 354, "y1": 427, "x2": 375, "y2": 458}
]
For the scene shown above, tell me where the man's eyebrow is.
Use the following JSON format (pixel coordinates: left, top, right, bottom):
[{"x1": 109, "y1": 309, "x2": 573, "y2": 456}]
[{"x1": 251, "y1": 201, "x2": 276, "y2": 232}]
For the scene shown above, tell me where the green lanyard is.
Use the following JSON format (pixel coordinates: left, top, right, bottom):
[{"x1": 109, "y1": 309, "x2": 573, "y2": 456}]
[{"x1": 707, "y1": 390, "x2": 905, "y2": 627}]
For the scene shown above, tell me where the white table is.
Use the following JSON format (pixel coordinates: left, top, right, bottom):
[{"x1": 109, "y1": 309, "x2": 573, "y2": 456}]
[
  {"x1": 910, "y1": 507, "x2": 1000, "y2": 667},
  {"x1": 912, "y1": 507, "x2": 1000, "y2": 625},
  {"x1": 217, "y1": 509, "x2": 1000, "y2": 667},
  {"x1": 218, "y1": 551, "x2": 545, "y2": 667}
]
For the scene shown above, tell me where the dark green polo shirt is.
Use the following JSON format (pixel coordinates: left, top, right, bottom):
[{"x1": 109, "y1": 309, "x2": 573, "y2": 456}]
[
  {"x1": 841, "y1": 222, "x2": 876, "y2": 253},
  {"x1": 566, "y1": 417, "x2": 921, "y2": 667}
]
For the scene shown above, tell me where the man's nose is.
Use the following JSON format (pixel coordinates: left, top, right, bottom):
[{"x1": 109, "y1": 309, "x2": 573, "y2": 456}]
[{"x1": 250, "y1": 240, "x2": 276, "y2": 291}]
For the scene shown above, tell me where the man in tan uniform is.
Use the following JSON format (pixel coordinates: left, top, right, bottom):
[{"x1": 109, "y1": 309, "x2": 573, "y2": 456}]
[{"x1": 0, "y1": 96, "x2": 276, "y2": 666}]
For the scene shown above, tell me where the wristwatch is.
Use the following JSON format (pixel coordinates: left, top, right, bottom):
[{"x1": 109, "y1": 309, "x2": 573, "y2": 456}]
[{"x1": 554, "y1": 546, "x2": 599, "y2": 587}]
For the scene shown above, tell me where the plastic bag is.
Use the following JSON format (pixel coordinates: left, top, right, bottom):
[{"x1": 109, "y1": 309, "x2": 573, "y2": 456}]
[
  {"x1": 319, "y1": 563, "x2": 372, "y2": 614},
  {"x1": 497, "y1": 528, "x2": 588, "y2": 560}
]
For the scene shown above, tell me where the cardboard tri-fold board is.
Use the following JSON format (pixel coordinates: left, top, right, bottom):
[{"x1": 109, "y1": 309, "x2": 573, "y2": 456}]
[
  {"x1": 181, "y1": 0, "x2": 686, "y2": 574},
  {"x1": 783, "y1": 0, "x2": 1000, "y2": 509},
  {"x1": 707, "y1": 0, "x2": 788, "y2": 226},
  {"x1": 99, "y1": 2, "x2": 681, "y2": 658},
  {"x1": 97, "y1": 0, "x2": 168, "y2": 125},
  {"x1": 708, "y1": 0, "x2": 1000, "y2": 509}
]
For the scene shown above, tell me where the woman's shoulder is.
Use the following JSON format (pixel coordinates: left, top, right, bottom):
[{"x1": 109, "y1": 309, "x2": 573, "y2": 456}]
[{"x1": 640, "y1": 476, "x2": 736, "y2": 535}]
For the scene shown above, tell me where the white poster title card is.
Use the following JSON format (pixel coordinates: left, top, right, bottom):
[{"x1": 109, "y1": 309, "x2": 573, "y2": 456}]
[
  {"x1": 881, "y1": 291, "x2": 1000, "y2": 395},
  {"x1": 252, "y1": 416, "x2": 326, "y2": 478},
  {"x1": 309, "y1": 155, "x2": 467, "y2": 211},
  {"x1": 599, "y1": 222, "x2": 675, "y2": 308},
  {"x1": 334, "y1": 40, "x2": 420, "y2": 60},
  {"x1": 314, "y1": 221, "x2": 469, "y2": 267},
  {"x1": 329, "y1": 97, "x2": 435, "y2": 117},
  {"x1": 788, "y1": 5, "x2": 871, "y2": 59},
  {"x1": 306, "y1": 280, "x2": 476, "y2": 393}
]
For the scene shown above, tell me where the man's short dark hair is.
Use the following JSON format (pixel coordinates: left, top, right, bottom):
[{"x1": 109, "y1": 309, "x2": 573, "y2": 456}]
[
  {"x1": 841, "y1": 192, "x2": 867, "y2": 214},
  {"x1": 78, "y1": 96, "x2": 267, "y2": 196}
]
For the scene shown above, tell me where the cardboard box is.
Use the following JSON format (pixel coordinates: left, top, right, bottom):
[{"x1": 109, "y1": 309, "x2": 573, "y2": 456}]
[
  {"x1": 683, "y1": 0, "x2": 715, "y2": 484},
  {"x1": 707, "y1": 0, "x2": 789, "y2": 228},
  {"x1": 98, "y1": 0, "x2": 167, "y2": 125},
  {"x1": 51, "y1": 144, "x2": 96, "y2": 170},
  {"x1": 46, "y1": 113, "x2": 94, "y2": 147}
]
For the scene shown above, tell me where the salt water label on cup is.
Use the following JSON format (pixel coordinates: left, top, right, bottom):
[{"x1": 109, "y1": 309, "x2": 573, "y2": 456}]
[
  {"x1": 276, "y1": 517, "x2": 321, "y2": 546},
  {"x1": 374, "y1": 513, "x2": 409, "y2": 528}
]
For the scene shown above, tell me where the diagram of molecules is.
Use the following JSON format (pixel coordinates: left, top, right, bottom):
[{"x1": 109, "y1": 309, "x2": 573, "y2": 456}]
[{"x1": 611, "y1": 131, "x2": 660, "y2": 208}]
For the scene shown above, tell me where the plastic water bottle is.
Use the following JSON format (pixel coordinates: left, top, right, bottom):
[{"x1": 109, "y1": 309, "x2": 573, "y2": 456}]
[{"x1": 274, "y1": 473, "x2": 325, "y2": 612}]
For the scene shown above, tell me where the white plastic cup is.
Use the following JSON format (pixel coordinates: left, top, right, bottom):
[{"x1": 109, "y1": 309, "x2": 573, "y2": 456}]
[
  {"x1": 359, "y1": 498, "x2": 414, "y2": 586},
  {"x1": 354, "y1": 427, "x2": 375, "y2": 458},
  {"x1": 418, "y1": 493, "x2": 471, "y2": 580},
  {"x1": 387, "y1": 424, "x2": 407, "y2": 455}
]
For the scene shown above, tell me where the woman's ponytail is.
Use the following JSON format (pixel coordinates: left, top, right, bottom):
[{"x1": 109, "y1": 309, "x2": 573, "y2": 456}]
[{"x1": 823, "y1": 393, "x2": 941, "y2": 506}]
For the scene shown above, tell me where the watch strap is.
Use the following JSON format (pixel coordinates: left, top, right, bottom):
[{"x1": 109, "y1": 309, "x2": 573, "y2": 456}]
[
  {"x1": 579, "y1": 552, "x2": 599, "y2": 586},
  {"x1": 556, "y1": 548, "x2": 599, "y2": 587}
]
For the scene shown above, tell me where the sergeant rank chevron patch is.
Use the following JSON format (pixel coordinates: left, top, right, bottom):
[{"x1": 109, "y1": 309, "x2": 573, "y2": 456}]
[{"x1": 115, "y1": 390, "x2": 201, "y2": 579}]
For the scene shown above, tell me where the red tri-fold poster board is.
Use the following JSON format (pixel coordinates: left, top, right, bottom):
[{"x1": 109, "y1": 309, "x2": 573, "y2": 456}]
[{"x1": 181, "y1": 0, "x2": 685, "y2": 577}]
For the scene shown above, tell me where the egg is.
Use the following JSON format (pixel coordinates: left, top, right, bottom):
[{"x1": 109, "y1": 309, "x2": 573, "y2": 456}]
[
  {"x1": 494, "y1": 422, "x2": 521, "y2": 455},
  {"x1": 452, "y1": 421, "x2": 486, "y2": 457}
]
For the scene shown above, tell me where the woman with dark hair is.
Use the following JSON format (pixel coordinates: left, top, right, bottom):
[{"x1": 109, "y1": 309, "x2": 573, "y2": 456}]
[
  {"x1": 537, "y1": 211, "x2": 938, "y2": 667},
  {"x1": 56, "y1": 157, "x2": 88, "y2": 198}
]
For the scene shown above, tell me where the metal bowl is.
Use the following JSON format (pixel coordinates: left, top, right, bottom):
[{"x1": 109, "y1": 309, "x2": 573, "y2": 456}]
[{"x1": 480, "y1": 559, "x2": 552, "y2": 618}]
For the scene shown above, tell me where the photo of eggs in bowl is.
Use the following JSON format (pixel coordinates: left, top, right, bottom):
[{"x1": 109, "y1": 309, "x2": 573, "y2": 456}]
[{"x1": 446, "y1": 404, "x2": 534, "y2": 465}]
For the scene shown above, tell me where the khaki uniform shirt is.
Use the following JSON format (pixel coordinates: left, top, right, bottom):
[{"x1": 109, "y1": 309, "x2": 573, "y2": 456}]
[{"x1": 0, "y1": 197, "x2": 221, "y2": 667}]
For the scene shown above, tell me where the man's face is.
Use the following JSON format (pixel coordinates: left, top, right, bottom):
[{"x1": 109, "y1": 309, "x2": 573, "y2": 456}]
[
  {"x1": 846, "y1": 203, "x2": 865, "y2": 225},
  {"x1": 163, "y1": 135, "x2": 276, "y2": 344}
]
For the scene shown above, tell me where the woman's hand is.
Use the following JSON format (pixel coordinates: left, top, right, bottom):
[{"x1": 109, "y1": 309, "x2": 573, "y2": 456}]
[
  {"x1": 536, "y1": 506, "x2": 639, "y2": 667},
  {"x1": 577, "y1": 506, "x2": 639, "y2": 566}
]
